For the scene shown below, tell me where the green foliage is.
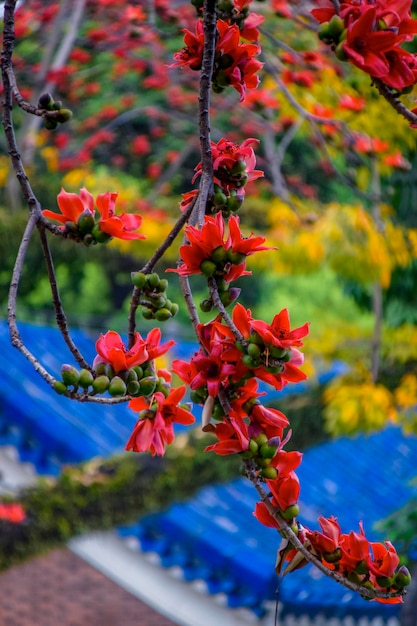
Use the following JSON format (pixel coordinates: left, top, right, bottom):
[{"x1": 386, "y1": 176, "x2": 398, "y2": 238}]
[{"x1": 0, "y1": 432, "x2": 240, "y2": 572}]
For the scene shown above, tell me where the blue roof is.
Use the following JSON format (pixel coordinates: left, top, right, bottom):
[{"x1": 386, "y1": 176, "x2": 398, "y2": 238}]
[
  {"x1": 119, "y1": 425, "x2": 417, "y2": 619},
  {"x1": 0, "y1": 320, "x2": 138, "y2": 473}
]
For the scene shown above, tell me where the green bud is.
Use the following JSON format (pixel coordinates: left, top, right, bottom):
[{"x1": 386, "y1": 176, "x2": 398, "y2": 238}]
[
  {"x1": 355, "y1": 559, "x2": 369, "y2": 575},
  {"x1": 127, "y1": 380, "x2": 141, "y2": 396},
  {"x1": 376, "y1": 575, "x2": 395, "y2": 588},
  {"x1": 151, "y1": 295, "x2": 167, "y2": 309},
  {"x1": 281, "y1": 504, "x2": 300, "y2": 520},
  {"x1": 158, "y1": 278, "x2": 168, "y2": 292},
  {"x1": 226, "y1": 193, "x2": 243, "y2": 213},
  {"x1": 133, "y1": 365, "x2": 144, "y2": 379},
  {"x1": 231, "y1": 160, "x2": 247, "y2": 176},
  {"x1": 257, "y1": 457, "x2": 272, "y2": 468},
  {"x1": 170, "y1": 303, "x2": 179, "y2": 317},
  {"x1": 44, "y1": 117, "x2": 58, "y2": 131},
  {"x1": 323, "y1": 548, "x2": 342, "y2": 564},
  {"x1": 327, "y1": 15, "x2": 345, "y2": 39},
  {"x1": 53, "y1": 381, "x2": 68, "y2": 395},
  {"x1": 260, "y1": 466, "x2": 278, "y2": 480},
  {"x1": 92, "y1": 375, "x2": 110, "y2": 394},
  {"x1": 52, "y1": 100, "x2": 62, "y2": 110},
  {"x1": 78, "y1": 368, "x2": 94, "y2": 389},
  {"x1": 211, "y1": 246, "x2": 228, "y2": 264},
  {"x1": 83, "y1": 233, "x2": 95, "y2": 246},
  {"x1": 77, "y1": 210, "x2": 95, "y2": 235},
  {"x1": 259, "y1": 444, "x2": 277, "y2": 459},
  {"x1": 38, "y1": 93, "x2": 54, "y2": 110},
  {"x1": 155, "y1": 308, "x2": 172, "y2": 321},
  {"x1": 142, "y1": 307, "x2": 154, "y2": 320},
  {"x1": 139, "y1": 376, "x2": 157, "y2": 396},
  {"x1": 269, "y1": 346, "x2": 288, "y2": 359},
  {"x1": 335, "y1": 42, "x2": 349, "y2": 62},
  {"x1": 61, "y1": 364, "x2": 80, "y2": 387},
  {"x1": 200, "y1": 259, "x2": 217, "y2": 277},
  {"x1": 213, "y1": 191, "x2": 227, "y2": 207},
  {"x1": 126, "y1": 369, "x2": 138, "y2": 383},
  {"x1": 55, "y1": 108, "x2": 73, "y2": 123},
  {"x1": 131, "y1": 272, "x2": 147, "y2": 289},
  {"x1": 104, "y1": 364, "x2": 115, "y2": 379},
  {"x1": 227, "y1": 251, "x2": 246, "y2": 265},
  {"x1": 190, "y1": 390, "x2": 204, "y2": 403},
  {"x1": 146, "y1": 273, "x2": 160, "y2": 288},
  {"x1": 249, "y1": 439, "x2": 259, "y2": 455},
  {"x1": 242, "y1": 354, "x2": 256, "y2": 368},
  {"x1": 108, "y1": 376, "x2": 127, "y2": 397},
  {"x1": 200, "y1": 299, "x2": 213, "y2": 313},
  {"x1": 92, "y1": 224, "x2": 112, "y2": 243},
  {"x1": 395, "y1": 566, "x2": 412, "y2": 587},
  {"x1": 219, "y1": 53, "x2": 234, "y2": 69},
  {"x1": 214, "y1": 70, "x2": 230, "y2": 88},
  {"x1": 94, "y1": 362, "x2": 107, "y2": 376},
  {"x1": 247, "y1": 343, "x2": 261, "y2": 359},
  {"x1": 255, "y1": 433, "x2": 268, "y2": 446}
]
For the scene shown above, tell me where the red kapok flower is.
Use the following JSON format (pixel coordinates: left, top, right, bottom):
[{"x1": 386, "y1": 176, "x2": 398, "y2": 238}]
[
  {"x1": 43, "y1": 188, "x2": 145, "y2": 242},
  {"x1": 126, "y1": 386, "x2": 195, "y2": 456},
  {"x1": 94, "y1": 330, "x2": 148, "y2": 373}
]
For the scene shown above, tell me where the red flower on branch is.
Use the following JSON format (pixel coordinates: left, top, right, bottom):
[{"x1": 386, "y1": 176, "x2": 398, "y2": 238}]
[
  {"x1": 126, "y1": 387, "x2": 195, "y2": 456},
  {"x1": 0, "y1": 502, "x2": 26, "y2": 524},
  {"x1": 43, "y1": 188, "x2": 145, "y2": 242},
  {"x1": 94, "y1": 329, "x2": 175, "y2": 374}
]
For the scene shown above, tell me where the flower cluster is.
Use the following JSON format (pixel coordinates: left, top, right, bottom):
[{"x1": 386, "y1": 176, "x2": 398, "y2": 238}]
[
  {"x1": 312, "y1": 1, "x2": 417, "y2": 92},
  {"x1": 55, "y1": 328, "x2": 175, "y2": 399},
  {"x1": 259, "y1": 514, "x2": 411, "y2": 603},
  {"x1": 172, "y1": 19, "x2": 263, "y2": 101},
  {"x1": 43, "y1": 188, "x2": 145, "y2": 244}
]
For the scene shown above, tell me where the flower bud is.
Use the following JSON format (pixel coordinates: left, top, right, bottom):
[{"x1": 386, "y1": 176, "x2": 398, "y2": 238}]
[
  {"x1": 55, "y1": 109, "x2": 73, "y2": 123},
  {"x1": 227, "y1": 251, "x2": 246, "y2": 265},
  {"x1": 78, "y1": 368, "x2": 94, "y2": 389},
  {"x1": 61, "y1": 364, "x2": 80, "y2": 387},
  {"x1": 259, "y1": 444, "x2": 277, "y2": 459},
  {"x1": 170, "y1": 302, "x2": 179, "y2": 317},
  {"x1": 139, "y1": 376, "x2": 157, "y2": 396},
  {"x1": 77, "y1": 210, "x2": 95, "y2": 235},
  {"x1": 146, "y1": 273, "x2": 160, "y2": 288},
  {"x1": 200, "y1": 299, "x2": 213, "y2": 313},
  {"x1": 247, "y1": 343, "x2": 261, "y2": 359},
  {"x1": 92, "y1": 225, "x2": 112, "y2": 244},
  {"x1": 213, "y1": 190, "x2": 227, "y2": 208},
  {"x1": 281, "y1": 504, "x2": 300, "y2": 520},
  {"x1": 38, "y1": 93, "x2": 54, "y2": 110},
  {"x1": 200, "y1": 259, "x2": 217, "y2": 277},
  {"x1": 131, "y1": 272, "x2": 147, "y2": 289},
  {"x1": 108, "y1": 376, "x2": 127, "y2": 397},
  {"x1": 127, "y1": 380, "x2": 141, "y2": 396},
  {"x1": 395, "y1": 566, "x2": 412, "y2": 587},
  {"x1": 376, "y1": 575, "x2": 395, "y2": 588},
  {"x1": 133, "y1": 365, "x2": 144, "y2": 379},
  {"x1": 155, "y1": 308, "x2": 172, "y2": 321},
  {"x1": 211, "y1": 246, "x2": 228, "y2": 264},
  {"x1": 260, "y1": 466, "x2": 278, "y2": 480},
  {"x1": 53, "y1": 381, "x2": 68, "y2": 395},
  {"x1": 158, "y1": 278, "x2": 168, "y2": 292},
  {"x1": 92, "y1": 375, "x2": 110, "y2": 394},
  {"x1": 44, "y1": 117, "x2": 58, "y2": 131},
  {"x1": 142, "y1": 307, "x2": 154, "y2": 320},
  {"x1": 323, "y1": 548, "x2": 342, "y2": 564}
]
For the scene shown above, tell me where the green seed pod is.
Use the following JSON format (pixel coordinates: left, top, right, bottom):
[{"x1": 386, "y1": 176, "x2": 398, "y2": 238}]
[
  {"x1": 200, "y1": 259, "x2": 217, "y2": 277},
  {"x1": 139, "y1": 376, "x2": 157, "y2": 396},
  {"x1": 281, "y1": 504, "x2": 300, "y2": 520},
  {"x1": 61, "y1": 364, "x2": 80, "y2": 387},
  {"x1": 78, "y1": 368, "x2": 94, "y2": 389},
  {"x1": 53, "y1": 381, "x2": 68, "y2": 395},
  {"x1": 260, "y1": 466, "x2": 278, "y2": 480},
  {"x1": 131, "y1": 272, "x2": 147, "y2": 289},
  {"x1": 108, "y1": 376, "x2": 127, "y2": 397},
  {"x1": 155, "y1": 308, "x2": 172, "y2": 321},
  {"x1": 146, "y1": 273, "x2": 160, "y2": 288},
  {"x1": 92, "y1": 375, "x2": 110, "y2": 394},
  {"x1": 77, "y1": 210, "x2": 95, "y2": 235}
]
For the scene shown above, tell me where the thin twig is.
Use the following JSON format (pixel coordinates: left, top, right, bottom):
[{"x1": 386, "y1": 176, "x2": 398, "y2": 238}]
[{"x1": 38, "y1": 225, "x2": 91, "y2": 371}]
